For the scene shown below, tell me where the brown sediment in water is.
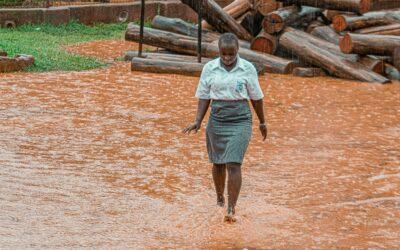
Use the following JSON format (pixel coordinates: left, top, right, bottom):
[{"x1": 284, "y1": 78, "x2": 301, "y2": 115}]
[{"x1": 0, "y1": 39, "x2": 399, "y2": 248}]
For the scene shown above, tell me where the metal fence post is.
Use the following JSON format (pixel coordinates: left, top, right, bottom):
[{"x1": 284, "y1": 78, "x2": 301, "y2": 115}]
[{"x1": 138, "y1": 0, "x2": 145, "y2": 58}]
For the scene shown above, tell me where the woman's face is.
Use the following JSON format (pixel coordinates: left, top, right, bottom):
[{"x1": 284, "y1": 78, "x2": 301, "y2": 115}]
[{"x1": 219, "y1": 45, "x2": 238, "y2": 67}]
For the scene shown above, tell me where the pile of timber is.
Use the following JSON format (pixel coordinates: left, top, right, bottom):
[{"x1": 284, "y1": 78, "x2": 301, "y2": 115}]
[{"x1": 124, "y1": 0, "x2": 400, "y2": 83}]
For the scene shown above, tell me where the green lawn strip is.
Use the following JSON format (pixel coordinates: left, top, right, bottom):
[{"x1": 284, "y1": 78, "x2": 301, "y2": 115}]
[{"x1": 0, "y1": 21, "x2": 134, "y2": 72}]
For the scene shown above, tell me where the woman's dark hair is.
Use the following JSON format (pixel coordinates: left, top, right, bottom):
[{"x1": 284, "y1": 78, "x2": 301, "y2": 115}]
[{"x1": 218, "y1": 33, "x2": 239, "y2": 48}]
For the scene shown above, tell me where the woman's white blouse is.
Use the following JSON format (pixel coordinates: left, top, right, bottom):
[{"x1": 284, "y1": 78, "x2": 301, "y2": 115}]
[{"x1": 195, "y1": 56, "x2": 264, "y2": 100}]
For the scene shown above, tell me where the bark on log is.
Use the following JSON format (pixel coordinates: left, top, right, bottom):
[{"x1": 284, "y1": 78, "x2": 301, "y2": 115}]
[
  {"x1": 304, "y1": 26, "x2": 385, "y2": 73},
  {"x1": 355, "y1": 23, "x2": 400, "y2": 35},
  {"x1": 202, "y1": 0, "x2": 252, "y2": 30},
  {"x1": 306, "y1": 20, "x2": 325, "y2": 33},
  {"x1": 262, "y1": 5, "x2": 322, "y2": 34},
  {"x1": 276, "y1": 0, "x2": 400, "y2": 14},
  {"x1": 358, "y1": 56, "x2": 385, "y2": 74},
  {"x1": 181, "y1": 0, "x2": 253, "y2": 41},
  {"x1": 276, "y1": 0, "x2": 362, "y2": 13},
  {"x1": 332, "y1": 9, "x2": 400, "y2": 32},
  {"x1": 131, "y1": 57, "x2": 206, "y2": 76},
  {"x1": 361, "y1": 0, "x2": 400, "y2": 13},
  {"x1": 152, "y1": 16, "x2": 251, "y2": 49},
  {"x1": 384, "y1": 63, "x2": 400, "y2": 80},
  {"x1": 151, "y1": 15, "x2": 220, "y2": 42},
  {"x1": 125, "y1": 23, "x2": 295, "y2": 74},
  {"x1": 323, "y1": 10, "x2": 355, "y2": 22},
  {"x1": 393, "y1": 47, "x2": 400, "y2": 70},
  {"x1": 250, "y1": 30, "x2": 278, "y2": 54},
  {"x1": 340, "y1": 33, "x2": 400, "y2": 55},
  {"x1": 240, "y1": 11, "x2": 264, "y2": 37},
  {"x1": 310, "y1": 25, "x2": 341, "y2": 44},
  {"x1": 279, "y1": 27, "x2": 390, "y2": 83},
  {"x1": 256, "y1": 0, "x2": 280, "y2": 15},
  {"x1": 124, "y1": 51, "x2": 213, "y2": 63},
  {"x1": 126, "y1": 50, "x2": 266, "y2": 75},
  {"x1": 210, "y1": 38, "x2": 252, "y2": 50},
  {"x1": 293, "y1": 67, "x2": 326, "y2": 77}
]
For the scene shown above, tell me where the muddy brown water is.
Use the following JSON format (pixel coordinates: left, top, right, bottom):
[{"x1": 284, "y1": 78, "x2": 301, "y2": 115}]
[{"x1": 0, "y1": 40, "x2": 399, "y2": 248}]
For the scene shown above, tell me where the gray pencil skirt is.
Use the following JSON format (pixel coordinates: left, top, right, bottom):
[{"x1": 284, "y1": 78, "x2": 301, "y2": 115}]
[{"x1": 206, "y1": 100, "x2": 252, "y2": 164}]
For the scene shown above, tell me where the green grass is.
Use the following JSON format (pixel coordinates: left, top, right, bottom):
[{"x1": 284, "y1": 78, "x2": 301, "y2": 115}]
[{"x1": 0, "y1": 21, "x2": 135, "y2": 72}]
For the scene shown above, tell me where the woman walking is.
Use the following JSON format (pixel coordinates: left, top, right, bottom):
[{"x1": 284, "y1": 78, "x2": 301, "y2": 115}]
[{"x1": 183, "y1": 33, "x2": 267, "y2": 222}]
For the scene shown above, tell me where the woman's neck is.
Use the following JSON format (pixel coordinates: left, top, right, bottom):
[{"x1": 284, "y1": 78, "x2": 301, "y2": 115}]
[{"x1": 221, "y1": 57, "x2": 238, "y2": 72}]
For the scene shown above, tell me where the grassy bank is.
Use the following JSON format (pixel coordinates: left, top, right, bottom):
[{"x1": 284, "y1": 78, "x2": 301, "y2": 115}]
[{"x1": 0, "y1": 21, "x2": 130, "y2": 72}]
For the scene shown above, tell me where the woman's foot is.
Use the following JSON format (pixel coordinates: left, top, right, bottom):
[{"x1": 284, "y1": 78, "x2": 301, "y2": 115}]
[
  {"x1": 224, "y1": 207, "x2": 236, "y2": 222},
  {"x1": 217, "y1": 195, "x2": 225, "y2": 207}
]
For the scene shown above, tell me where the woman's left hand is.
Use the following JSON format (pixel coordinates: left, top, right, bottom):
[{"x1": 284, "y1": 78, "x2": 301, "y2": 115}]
[{"x1": 259, "y1": 124, "x2": 267, "y2": 141}]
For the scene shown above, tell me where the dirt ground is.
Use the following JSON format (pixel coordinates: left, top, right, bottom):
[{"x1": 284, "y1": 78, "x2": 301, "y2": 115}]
[{"x1": 0, "y1": 39, "x2": 399, "y2": 248}]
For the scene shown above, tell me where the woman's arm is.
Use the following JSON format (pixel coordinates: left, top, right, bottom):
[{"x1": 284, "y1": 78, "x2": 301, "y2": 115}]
[
  {"x1": 183, "y1": 99, "x2": 211, "y2": 134},
  {"x1": 250, "y1": 99, "x2": 267, "y2": 141}
]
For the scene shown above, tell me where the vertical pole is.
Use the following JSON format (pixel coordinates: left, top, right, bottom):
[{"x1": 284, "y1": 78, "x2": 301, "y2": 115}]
[
  {"x1": 197, "y1": 1, "x2": 202, "y2": 63},
  {"x1": 138, "y1": 0, "x2": 145, "y2": 58}
]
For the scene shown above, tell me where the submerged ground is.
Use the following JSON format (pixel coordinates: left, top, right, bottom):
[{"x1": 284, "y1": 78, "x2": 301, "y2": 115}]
[{"x1": 0, "y1": 39, "x2": 399, "y2": 248}]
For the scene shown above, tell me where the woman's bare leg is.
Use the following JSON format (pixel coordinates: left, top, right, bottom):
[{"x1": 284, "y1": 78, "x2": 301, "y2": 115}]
[
  {"x1": 225, "y1": 162, "x2": 242, "y2": 221},
  {"x1": 212, "y1": 163, "x2": 226, "y2": 207}
]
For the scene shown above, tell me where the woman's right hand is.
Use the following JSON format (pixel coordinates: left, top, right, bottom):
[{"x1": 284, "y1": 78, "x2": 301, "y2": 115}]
[{"x1": 182, "y1": 122, "x2": 201, "y2": 134}]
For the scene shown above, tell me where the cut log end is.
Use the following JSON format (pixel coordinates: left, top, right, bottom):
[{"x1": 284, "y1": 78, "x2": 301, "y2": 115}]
[
  {"x1": 263, "y1": 14, "x2": 284, "y2": 34},
  {"x1": 359, "y1": 0, "x2": 372, "y2": 14},
  {"x1": 339, "y1": 33, "x2": 353, "y2": 54},
  {"x1": 359, "y1": 57, "x2": 386, "y2": 74},
  {"x1": 332, "y1": 15, "x2": 347, "y2": 32},
  {"x1": 250, "y1": 39, "x2": 275, "y2": 54}
]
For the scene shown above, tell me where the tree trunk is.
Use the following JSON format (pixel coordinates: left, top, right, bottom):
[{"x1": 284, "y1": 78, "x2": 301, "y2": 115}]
[
  {"x1": 256, "y1": 0, "x2": 280, "y2": 15},
  {"x1": 304, "y1": 26, "x2": 385, "y2": 73},
  {"x1": 310, "y1": 25, "x2": 341, "y2": 45},
  {"x1": 323, "y1": 10, "x2": 355, "y2": 22},
  {"x1": 125, "y1": 23, "x2": 295, "y2": 74},
  {"x1": 361, "y1": 0, "x2": 400, "y2": 14},
  {"x1": 332, "y1": 9, "x2": 400, "y2": 32},
  {"x1": 276, "y1": 0, "x2": 400, "y2": 14},
  {"x1": 384, "y1": 63, "x2": 400, "y2": 80},
  {"x1": 293, "y1": 67, "x2": 326, "y2": 77},
  {"x1": 131, "y1": 57, "x2": 206, "y2": 76},
  {"x1": 181, "y1": 0, "x2": 253, "y2": 41},
  {"x1": 340, "y1": 33, "x2": 400, "y2": 55},
  {"x1": 250, "y1": 30, "x2": 278, "y2": 54},
  {"x1": 124, "y1": 51, "x2": 213, "y2": 63},
  {"x1": 393, "y1": 47, "x2": 400, "y2": 70},
  {"x1": 239, "y1": 11, "x2": 264, "y2": 36},
  {"x1": 126, "y1": 50, "x2": 267, "y2": 74},
  {"x1": 306, "y1": 20, "x2": 325, "y2": 33},
  {"x1": 276, "y1": 0, "x2": 362, "y2": 13},
  {"x1": 202, "y1": 0, "x2": 252, "y2": 30},
  {"x1": 151, "y1": 15, "x2": 220, "y2": 43},
  {"x1": 262, "y1": 5, "x2": 322, "y2": 34},
  {"x1": 152, "y1": 15, "x2": 253, "y2": 48},
  {"x1": 355, "y1": 23, "x2": 400, "y2": 35},
  {"x1": 279, "y1": 27, "x2": 390, "y2": 83}
]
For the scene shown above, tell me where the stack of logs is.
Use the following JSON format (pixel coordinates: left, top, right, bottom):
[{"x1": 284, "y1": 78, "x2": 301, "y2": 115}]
[{"x1": 125, "y1": 0, "x2": 400, "y2": 83}]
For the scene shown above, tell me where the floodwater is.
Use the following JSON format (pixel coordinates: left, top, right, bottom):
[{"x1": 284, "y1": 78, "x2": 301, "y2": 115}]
[{"x1": 1, "y1": 40, "x2": 399, "y2": 248}]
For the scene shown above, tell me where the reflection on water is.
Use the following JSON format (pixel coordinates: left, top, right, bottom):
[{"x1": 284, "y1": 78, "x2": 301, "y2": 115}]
[{"x1": 0, "y1": 40, "x2": 399, "y2": 248}]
